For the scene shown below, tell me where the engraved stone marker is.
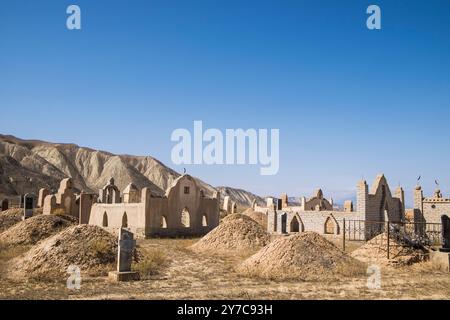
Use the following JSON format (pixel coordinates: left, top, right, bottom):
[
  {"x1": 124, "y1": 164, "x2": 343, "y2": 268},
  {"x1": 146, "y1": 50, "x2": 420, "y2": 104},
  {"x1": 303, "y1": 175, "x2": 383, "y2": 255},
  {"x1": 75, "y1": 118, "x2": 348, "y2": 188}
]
[{"x1": 108, "y1": 228, "x2": 140, "y2": 281}]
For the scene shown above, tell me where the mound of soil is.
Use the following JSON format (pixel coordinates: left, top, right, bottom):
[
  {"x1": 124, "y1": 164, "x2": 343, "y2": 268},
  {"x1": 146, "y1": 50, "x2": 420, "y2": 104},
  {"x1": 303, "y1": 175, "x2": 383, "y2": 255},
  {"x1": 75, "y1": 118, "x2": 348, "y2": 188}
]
[
  {"x1": 191, "y1": 214, "x2": 270, "y2": 255},
  {"x1": 0, "y1": 208, "x2": 23, "y2": 233},
  {"x1": 237, "y1": 232, "x2": 365, "y2": 281},
  {"x1": 351, "y1": 233, "x2": 427, "y2": 267},
  {"x1": 0, "y1": 215, "x2": 75, "y2": 247},
  {"x1": 242, "y1": 208, "x2": 267, "y2": 228},
  {"x1": 7, "y1": 225, "x2": 118, "y2": 279}
]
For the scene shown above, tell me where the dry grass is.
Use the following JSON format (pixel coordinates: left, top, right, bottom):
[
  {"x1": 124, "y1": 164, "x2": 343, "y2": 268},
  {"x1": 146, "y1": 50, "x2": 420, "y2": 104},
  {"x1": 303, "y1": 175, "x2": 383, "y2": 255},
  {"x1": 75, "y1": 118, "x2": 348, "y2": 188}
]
[
  {"x1": 0, "y1": 241, "x2": 32, "y2": 279},
  {"x1": 0, "y1": 241, "x2": 30, "y2": 260},
  {"x1": 335, "y1": 259, "x2": 368, "y2": 277},
  {"x1": 132, "y1": 249, "x2": 169, "y2": 279},
  {"x1": 90, "y1": 239, "x2": 112, "y2": 256},
  {"x1": 0, "y1": 237, "x2": 449, "y2": 300}
]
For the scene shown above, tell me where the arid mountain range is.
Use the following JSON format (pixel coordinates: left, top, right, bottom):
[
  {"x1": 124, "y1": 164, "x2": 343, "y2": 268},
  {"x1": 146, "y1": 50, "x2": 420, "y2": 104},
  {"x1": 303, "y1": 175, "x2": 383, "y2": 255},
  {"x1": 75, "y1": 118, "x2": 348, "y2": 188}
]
[{"x1": 0, "y1": 134, "x2": 264, "y2": 207}]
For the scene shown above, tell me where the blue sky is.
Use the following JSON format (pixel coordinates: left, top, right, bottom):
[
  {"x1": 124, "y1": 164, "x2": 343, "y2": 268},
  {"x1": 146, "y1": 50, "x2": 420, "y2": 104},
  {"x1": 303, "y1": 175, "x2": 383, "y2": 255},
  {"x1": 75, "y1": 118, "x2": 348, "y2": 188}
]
[{"x1": 1, "y1": 0, "x2": 449, "y2": 205}]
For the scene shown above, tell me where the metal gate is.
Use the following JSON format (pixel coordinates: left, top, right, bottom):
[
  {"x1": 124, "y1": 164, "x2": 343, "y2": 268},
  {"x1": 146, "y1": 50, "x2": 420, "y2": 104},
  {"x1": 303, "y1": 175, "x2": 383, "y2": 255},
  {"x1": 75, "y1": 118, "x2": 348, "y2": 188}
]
[{"x1": 342, "y1": 219, "x2": 442, "y2": 259}]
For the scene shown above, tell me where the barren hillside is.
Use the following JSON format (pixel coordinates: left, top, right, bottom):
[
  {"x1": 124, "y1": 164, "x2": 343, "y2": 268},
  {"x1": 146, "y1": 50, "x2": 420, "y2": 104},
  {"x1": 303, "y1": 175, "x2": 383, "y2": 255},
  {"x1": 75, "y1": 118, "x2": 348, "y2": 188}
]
[{"x1": 0, "y1": 134, "x2": 263, "y2": 207}]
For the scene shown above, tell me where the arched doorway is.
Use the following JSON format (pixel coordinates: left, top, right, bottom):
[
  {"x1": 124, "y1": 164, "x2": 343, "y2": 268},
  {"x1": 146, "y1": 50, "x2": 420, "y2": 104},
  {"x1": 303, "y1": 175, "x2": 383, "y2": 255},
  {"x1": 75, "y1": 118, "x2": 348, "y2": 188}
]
[
  {"x1": 290, "y1": 215, "x2": 300, "y2": 233},
  {"x1": 161, "y1": 216, "x2": 168, "y2": 228},
  {"x1": 1, "y1": 199, "x2": 8, "y2": 211},
  {"x1": 122, "y1": 212, "x2": 128, "y2": 228},
  {"x1": 181, "y1": 207, "x2": 190, "y2": 228},
  {"x1": 202, "y1": 214, "x2": 208, "y2": 227},
  {"x1": 280, "y1": 212, "x2": 287, "y2": 234},
  {"x1": 102, "y1": 212, "x2": 108, "y2": 227},
  {"x1": 324, "y1": 217, "x2": 335, "y2": 234}
]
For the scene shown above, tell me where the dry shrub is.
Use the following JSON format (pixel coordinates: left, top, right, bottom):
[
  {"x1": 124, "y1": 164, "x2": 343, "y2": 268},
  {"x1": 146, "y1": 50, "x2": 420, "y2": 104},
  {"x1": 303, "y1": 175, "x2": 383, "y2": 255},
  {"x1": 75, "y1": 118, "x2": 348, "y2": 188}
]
[
  {"x1": 90, "y1": 239, "x2": 111, "y2": 256},
  {"x1": 132, "y1": 249, "x2": 168, "y2": 279}
]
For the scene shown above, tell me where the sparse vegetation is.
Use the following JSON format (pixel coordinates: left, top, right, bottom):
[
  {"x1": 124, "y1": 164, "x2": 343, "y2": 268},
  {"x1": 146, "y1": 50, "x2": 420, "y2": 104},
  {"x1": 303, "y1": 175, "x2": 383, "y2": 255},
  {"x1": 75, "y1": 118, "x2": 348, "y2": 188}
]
[
  {"x1": 0, "y1": 241, "x2": 31, "y2": 261},
  {"x1": 90, "y1": 239, "x2": 112, "y2": 256},
  {"x1": 0, "y1": 236, "x2": 449, "y2": 299},
  {"x1": 132, "y1": 249, "x2": 169, "y2": 279},
  {"x1": 335, "y1": 259, "x2": 367, "y2": 277}
]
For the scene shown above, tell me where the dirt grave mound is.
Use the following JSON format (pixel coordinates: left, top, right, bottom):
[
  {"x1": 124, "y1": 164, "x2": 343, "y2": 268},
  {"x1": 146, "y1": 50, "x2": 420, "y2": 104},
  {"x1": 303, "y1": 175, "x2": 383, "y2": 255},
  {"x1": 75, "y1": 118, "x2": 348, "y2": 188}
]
[
  {"x1": 7, "y1": 225, "x2": 119, "y2": 279},
  {"x1": 0, "y1": 215, "x2": 75, "y2": 247},
  {"x1": 237, "y1": 232, "x2": 365, "y2": 281},
  {"x1": 0, "y1": 208, "x2": 23, "y2": 233},
  {"x1": 191, "y1": 213, "x2": 270, "y2": 255},
  {"x1": 351, "y1": 233, "x2": 427, "y2": 267},
  {"x1": 242, "y1": 208, "x2": 267, "y2": 228}
]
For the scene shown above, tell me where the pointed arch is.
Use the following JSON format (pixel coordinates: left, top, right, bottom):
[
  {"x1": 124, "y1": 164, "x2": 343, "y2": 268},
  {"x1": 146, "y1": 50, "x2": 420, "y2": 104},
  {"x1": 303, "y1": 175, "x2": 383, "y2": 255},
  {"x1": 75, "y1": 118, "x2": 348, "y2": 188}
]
[
  {"x1": 102, "y1": 212, "x2": 108, "y2": 227},
  {"x1": 290, "y1": 215, "x2": 304, "y2": 233},
  {"x1": 287, "y1": 213, "x2": 304, "y2": 233},
  {"x1": 290, "y1": 215, "x2": 300, "y2": 232},
  {"x1": 202, "y1": 214, "x2": 208, "y2": 227},
  {"x1": 279, "y1": 212, "x2": 287, "y2": 234},
  {"x1": 1, "y1": 199, "x2": 9, "y2": 211},
  {"x1": 122, "y1": 212, "x2": 128, "y2": 228},
  {"x1": 161, "y1": 215, "x2": 168, "y2": 228},
  {"x1": 181, "y1": 207, "x2": 190, "y2": 228},
  {"x1": 324, "y1": 215, "x2": 339, "y2": 235}
]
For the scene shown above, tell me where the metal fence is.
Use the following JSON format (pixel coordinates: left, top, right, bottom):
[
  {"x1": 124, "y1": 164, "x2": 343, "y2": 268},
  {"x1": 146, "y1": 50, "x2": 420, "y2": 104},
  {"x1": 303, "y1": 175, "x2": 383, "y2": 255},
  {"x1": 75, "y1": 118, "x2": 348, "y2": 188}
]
[{"x1": 342, "y1": 219, "x2": 442, "y2": 259}]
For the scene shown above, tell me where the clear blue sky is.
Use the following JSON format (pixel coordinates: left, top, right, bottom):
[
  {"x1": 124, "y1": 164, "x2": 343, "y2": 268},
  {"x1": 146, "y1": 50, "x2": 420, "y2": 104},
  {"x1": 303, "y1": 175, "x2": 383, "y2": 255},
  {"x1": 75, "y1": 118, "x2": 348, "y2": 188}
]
[{"x1": 1, "y1": 0, "x2": 449, "y2": 205}]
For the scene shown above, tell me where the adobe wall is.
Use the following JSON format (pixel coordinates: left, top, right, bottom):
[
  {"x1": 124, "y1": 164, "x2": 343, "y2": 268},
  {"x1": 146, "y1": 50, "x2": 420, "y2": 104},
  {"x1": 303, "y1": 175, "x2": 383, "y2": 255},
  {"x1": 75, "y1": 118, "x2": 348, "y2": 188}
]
[
  {"x1": 357, "y1": 175, "x2": 404, "y2": 223},
  {"x1": 268, "y1": 209, "x2": 364, "y2": 235},
  {"x1": 146, "y1": 175, "x2": 219, "y2": 237},
  {"x1": 422, "y1": 199, "x2": 450, "y2": 224},
  {"x1": 89, "y1": 202, "x2": 147, "y2": 238}
]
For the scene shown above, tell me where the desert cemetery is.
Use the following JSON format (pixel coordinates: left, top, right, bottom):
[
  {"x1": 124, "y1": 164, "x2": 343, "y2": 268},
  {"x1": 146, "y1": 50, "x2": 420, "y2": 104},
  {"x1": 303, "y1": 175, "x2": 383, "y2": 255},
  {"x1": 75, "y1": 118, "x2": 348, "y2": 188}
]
[{"x1": 1, "y1": 173, "x2": 450, "y2": 299}]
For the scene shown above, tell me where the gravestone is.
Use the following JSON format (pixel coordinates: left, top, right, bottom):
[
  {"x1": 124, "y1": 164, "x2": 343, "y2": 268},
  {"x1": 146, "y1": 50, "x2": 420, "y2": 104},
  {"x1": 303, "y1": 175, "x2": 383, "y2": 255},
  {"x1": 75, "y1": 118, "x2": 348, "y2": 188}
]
[
  {"x1": 108, "y1": 228, "x2": 140, "y2": 281},
  {"x1": 38, "y1": 188, "x2": 50, "y2": 208},
  {"x1": 440, "y1": 215, "x2": 450, "y2": 253},
  {"x1": 23, "y1": 193, "x2": 35, "y2": 220},
  {"x1": 1, "y1": 199, "x2": 8, "y2": 211}
]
